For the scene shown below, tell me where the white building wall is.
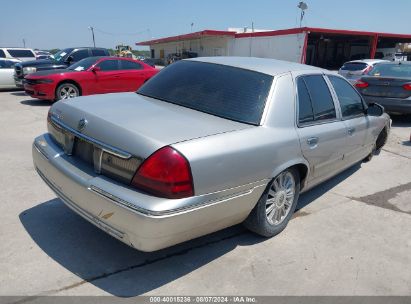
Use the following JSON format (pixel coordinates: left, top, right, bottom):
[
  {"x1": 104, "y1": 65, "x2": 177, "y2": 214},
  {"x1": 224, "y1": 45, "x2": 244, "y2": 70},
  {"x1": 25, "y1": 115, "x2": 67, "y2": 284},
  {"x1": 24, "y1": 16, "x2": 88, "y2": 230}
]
[
  {"x1": 150, "y1": 37, "x2": 233, "y2": 62},
  {"x1": 229, "y1": 33, "x2": 306, "y2": 63}
]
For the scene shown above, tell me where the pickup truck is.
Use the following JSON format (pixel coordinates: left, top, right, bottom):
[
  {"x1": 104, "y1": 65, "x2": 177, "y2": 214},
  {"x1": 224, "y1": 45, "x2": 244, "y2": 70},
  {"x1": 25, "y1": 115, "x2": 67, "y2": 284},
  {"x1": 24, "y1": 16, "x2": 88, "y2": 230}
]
[{"x1": 14, "y1": 47, "x2": 110, "y2": 87}]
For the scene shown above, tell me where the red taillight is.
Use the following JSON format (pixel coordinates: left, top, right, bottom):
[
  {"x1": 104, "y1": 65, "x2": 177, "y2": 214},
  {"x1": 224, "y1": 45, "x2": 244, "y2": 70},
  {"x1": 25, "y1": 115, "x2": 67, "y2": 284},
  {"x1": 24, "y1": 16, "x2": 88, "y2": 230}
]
[
  {"x1": 403, "y1": 83, "x2": 411, "y2": 91},
  {"x1": 355, "y1": 80, "x2": 369, "y2": 88},
  {"x1": 47, "y1": 108, "x2": 52, "y2": 123},
  {"x1": 131, "y1": 146, "x2": 194, "y2": 199}
]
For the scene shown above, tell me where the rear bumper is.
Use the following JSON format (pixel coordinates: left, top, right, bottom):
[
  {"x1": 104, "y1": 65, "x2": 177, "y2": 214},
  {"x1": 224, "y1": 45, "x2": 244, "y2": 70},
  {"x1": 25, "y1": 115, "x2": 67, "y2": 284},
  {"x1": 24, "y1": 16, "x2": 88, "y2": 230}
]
[
  {"x1": 32, "y1": 134, "x2": 266, "y2": 251},
  {"x1": 24, "y1": 83, "x2": 55, "y2": 100},
  {"x1": 363, "y1": 96, "x2": 411, "y2": 114}
]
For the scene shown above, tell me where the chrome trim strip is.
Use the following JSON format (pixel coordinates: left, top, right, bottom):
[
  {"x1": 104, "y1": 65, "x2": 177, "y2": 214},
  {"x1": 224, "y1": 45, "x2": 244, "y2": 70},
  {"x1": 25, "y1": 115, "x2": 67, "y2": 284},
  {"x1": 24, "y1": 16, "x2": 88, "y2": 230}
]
[
  {"x1": 89, "y1": 183, "x2": 263, "y2": 217},
  {"x1": 36, "y1": 168, "x2": 125, "y2": 239},
  {"x1": 50, "y1": 116, "x2": 132, "y2": 159},
  {"x1": 89, "y1": 185, "x2": 154, "y2": 216}
]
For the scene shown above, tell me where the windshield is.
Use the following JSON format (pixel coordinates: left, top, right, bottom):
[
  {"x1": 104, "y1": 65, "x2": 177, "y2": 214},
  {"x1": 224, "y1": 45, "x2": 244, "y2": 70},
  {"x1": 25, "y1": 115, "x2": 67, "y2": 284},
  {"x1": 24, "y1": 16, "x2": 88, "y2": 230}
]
[
  {"x1": 368, "y1": 63, "x2": 411, "y2": 78},
  {"x1": 68, "y1": 57, "x2": 99, "y2": 71},
  {"x1": 52, "y1": 48, "x2": 74, "y2": 62},
  {"x1": 341, "y1": 62, "x2": 368, "y2": 71},
  {"x1": 137, "y1": 61, "x2": 273, "y2": 125}
]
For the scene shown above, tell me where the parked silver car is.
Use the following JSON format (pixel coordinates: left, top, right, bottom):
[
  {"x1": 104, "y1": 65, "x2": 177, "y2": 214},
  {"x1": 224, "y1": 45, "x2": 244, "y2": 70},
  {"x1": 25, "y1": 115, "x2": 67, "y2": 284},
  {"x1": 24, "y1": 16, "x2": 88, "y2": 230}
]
[
  {"x1": 338, "y1": 59, "x2": 389, "y2": 84},
  {"x1": 32, "y1": 57, "x2": 390, "y2": 251},
  {"x1": 0, "y1": 58, "x2": 20, "y2": 89}
]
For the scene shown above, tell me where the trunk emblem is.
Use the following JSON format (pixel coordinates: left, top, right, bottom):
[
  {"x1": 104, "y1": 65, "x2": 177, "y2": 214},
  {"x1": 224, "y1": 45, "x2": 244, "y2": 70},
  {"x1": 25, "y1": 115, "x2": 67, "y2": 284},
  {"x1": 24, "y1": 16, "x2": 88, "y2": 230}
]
[{"x1": 78, "y1": 118, "x2": 88, "y2": 132}]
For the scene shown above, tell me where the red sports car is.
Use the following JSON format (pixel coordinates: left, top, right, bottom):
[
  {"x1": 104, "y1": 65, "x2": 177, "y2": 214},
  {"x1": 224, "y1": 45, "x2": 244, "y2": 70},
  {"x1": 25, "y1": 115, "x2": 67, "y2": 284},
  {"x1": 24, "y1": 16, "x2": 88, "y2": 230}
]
[{"x1": 24, "y1": 56, "x2": 159, "y2": 101}]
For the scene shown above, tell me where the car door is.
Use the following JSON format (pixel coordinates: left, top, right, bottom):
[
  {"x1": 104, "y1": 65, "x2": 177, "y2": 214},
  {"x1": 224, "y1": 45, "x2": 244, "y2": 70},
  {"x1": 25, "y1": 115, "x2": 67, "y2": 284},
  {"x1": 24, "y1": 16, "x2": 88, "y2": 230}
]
[
  {"x1": 94, "y1": 59, "x2": 122, "y2": 93},
  {"x1": 118, "y1": 60, "x2": 147, "y2": 91},
  {"x1": 0, "y1": 60, "x2": 16, "y2": 88},
  {"x1": 327, "y1": 75, "x2": 371, "y2": 165},
  {"x1": 295, "y1": 74, "x2": 348, "y2": 184}
]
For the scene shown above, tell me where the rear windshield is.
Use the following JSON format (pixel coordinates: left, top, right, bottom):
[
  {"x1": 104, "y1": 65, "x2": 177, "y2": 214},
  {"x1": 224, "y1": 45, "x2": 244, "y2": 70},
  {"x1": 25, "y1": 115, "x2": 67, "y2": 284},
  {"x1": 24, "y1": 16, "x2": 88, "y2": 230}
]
[
  {"x1": 137, "y1": 61, "x2": 273, "y2": 125},
  {"x1": 7, "y1": 49, "x2": 34, "y2": 57},
  {"x1": 340, "y1": 62, "x2": 368, "y2": 71},
  {"x1": 368, "y1": 64, "x2": 411, "y2": 77}
]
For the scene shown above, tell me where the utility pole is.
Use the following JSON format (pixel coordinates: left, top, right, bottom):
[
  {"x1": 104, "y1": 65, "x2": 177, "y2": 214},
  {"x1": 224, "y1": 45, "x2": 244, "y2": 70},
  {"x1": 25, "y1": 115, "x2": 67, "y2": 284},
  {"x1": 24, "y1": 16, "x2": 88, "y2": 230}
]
[
  {"x1": 22, "y1": 39, "x2": 26, "y2": 48},
  {"x1": 88, "y1": 26, "x2": 96, "y2": 47}
]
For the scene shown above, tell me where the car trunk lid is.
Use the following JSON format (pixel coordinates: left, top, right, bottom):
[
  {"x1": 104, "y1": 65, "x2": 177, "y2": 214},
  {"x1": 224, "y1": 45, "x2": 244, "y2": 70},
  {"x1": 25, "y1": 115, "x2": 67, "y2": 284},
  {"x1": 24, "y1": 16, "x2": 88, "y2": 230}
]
[
  {"x1": 50, "y1": 92, "x2": 253, "y2": 159},
  {"x1": 359, "y1": 76, "x2": 411, "y2": 99}
]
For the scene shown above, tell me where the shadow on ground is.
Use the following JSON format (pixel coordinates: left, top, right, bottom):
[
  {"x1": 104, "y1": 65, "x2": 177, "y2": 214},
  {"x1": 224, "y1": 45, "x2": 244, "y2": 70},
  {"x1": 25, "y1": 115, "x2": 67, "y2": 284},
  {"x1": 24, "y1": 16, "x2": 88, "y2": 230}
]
[
  {"x1": 20, "y1": 164, "x2": 360, "y2": 297},
  {"x1": 0, "y1": 88, "x2": 23, "y2": 93},
  {"x1": 390, "y1": 114, "x2": 411, "y2": 127},
  {"x1": 10, "y1": 91, "x2": 27, "y2": 96},
  {"x1": 20, "y1": 99, "x2": 52, "y2": 106}
]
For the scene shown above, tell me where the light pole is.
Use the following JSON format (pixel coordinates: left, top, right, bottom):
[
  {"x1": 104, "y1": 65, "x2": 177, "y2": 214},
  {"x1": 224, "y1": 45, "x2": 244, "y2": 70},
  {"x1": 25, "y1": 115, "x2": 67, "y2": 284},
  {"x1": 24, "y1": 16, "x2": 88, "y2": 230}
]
[
  {"x1": 297, "y1": 1, "x2": 308, "y2": 28},
  {"x1": 88, "y1": 26, "x2": 96, "y2": 47},
  {"x1": 22, "y1": 38, "x2": 26, "y2": 48}
]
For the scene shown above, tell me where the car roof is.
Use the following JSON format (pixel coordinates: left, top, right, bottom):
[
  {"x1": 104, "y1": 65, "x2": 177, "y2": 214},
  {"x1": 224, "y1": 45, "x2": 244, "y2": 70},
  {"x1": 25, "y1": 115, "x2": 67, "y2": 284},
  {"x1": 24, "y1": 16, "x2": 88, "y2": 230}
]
[
  {"x1": 187, "y1": 56, "x2": 325, "y2": 76},
  {"x1": 0, "y1": 47, "x2": 33, "y2": 50},
  {"x1": 345, "y1": 59, "x2": 389, "y2": 64},
  {"x1": 0, "y1": 58, "x2": 21, "y2": 62},
  {"x1": 70, "y1": 47, "x2": 107, "y2": 50},
  {"x1": 374, "y1": 61, "x2": 411, "y2": 65}
]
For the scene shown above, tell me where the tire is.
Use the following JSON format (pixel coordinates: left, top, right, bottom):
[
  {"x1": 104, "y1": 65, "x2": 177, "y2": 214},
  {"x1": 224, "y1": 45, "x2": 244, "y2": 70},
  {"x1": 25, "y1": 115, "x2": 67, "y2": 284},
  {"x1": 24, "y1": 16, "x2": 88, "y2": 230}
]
[
  {"x1": 244, "y1": 168, "x2": 300, "y2": 237},
  {"x1": 363, "y1": 143, "x2": 376, "y2": 163},
  {"x1": 376, "y1": 127, "x2": 388, "y2": 151},
  {"x1": 56, "y1": 83, "x2": 80, "y2": 101}
]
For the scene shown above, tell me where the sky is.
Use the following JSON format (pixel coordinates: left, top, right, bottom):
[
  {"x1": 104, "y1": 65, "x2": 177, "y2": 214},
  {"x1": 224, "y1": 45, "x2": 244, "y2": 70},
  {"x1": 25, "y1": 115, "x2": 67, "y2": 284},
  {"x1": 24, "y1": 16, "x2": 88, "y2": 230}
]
[{"x1": 2, "y1": 0, "x2": 411, "y2": 51}]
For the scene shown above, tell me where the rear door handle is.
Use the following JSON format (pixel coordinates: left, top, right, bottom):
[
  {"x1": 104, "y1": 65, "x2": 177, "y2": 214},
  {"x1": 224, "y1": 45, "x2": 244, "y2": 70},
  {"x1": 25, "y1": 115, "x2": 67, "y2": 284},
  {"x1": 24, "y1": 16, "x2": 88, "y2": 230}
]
[
  {"x1": 307, "y1": 137, "x2": 319, "y2": 146},
  {"x1": 348, "y1": 127, "x2": 356, "y2": 135}
]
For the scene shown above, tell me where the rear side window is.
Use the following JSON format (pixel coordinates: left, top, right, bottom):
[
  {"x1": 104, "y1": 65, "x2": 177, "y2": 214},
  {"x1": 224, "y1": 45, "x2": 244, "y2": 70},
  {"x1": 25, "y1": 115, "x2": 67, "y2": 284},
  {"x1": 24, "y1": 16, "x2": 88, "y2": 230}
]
[
  {"x1": 297, "y1": 78, "x2": 314, "y2": 124},
  {"x1": 297, "y1": 75, "x2": 337, "y2": 126},
  {"x1": 91, "y1": 49, "x2": 107, "y2": 56},
  {"x1": 303, "y1": 75, "x2": 336, "y2": 121},
  {"x1": 0, "y1": 50, "x2": 5, "y2": 58},
  {"x1": 329, "y1": 76, "x2": 364, "y2": 118},
  {"x1": 7, "y1": 49, "x2": 35, "y2": 57},
  {"x1": 71, "y1": 49, "x2": 90, "y2": 62},
  {"x1": 120, "y1": 60, "x2": 142, "y2": 70},
  {"x1": 97, "y1": 59, "x2": 120, "y2": 71},
  {"x1": 340, "y1": 62, "x2": 368, "y2": 71},
  {"x1": 137, "y1": 61, "x2": 273, "y2": 125}
]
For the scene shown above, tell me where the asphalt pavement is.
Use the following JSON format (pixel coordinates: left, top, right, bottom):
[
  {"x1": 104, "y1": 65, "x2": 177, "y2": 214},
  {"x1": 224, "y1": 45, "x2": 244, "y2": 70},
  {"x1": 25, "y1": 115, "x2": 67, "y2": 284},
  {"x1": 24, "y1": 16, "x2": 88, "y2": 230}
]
[{"x1": 0, "y1": 90, "x2": 410, "y2": 297}]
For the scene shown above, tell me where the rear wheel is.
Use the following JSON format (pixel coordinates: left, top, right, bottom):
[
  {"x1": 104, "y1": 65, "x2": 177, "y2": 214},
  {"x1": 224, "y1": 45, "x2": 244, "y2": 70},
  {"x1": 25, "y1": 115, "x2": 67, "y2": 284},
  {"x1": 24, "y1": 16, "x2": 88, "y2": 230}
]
[
  {"x1": 244, "y1": 168, "x2": 300, "y2": 237},
  {"x1": 56, "y1": 83, "x2": 80, "y2": 100}
]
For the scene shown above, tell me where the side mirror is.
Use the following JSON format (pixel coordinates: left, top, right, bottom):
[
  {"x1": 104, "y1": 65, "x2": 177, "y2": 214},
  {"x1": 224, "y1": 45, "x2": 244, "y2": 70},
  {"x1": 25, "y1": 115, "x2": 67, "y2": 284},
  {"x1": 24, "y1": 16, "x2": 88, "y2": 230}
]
[
  {"x1": 366, "y1": 102, "x2": 384, "y2": 116},
  {"x1": 65, "y1": 55, "x2": 74, "y2": 64},
  {"x1": 91, "y1": 66, "x2": 101, "y2": 73}
]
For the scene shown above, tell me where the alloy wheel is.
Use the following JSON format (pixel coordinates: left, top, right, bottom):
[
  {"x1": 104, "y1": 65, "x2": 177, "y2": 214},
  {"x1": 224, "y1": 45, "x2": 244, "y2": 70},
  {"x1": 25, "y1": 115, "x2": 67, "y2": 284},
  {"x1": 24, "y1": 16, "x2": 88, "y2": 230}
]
[{"x1": 265, "y1": 171, "x2": 296, "y2": 226}]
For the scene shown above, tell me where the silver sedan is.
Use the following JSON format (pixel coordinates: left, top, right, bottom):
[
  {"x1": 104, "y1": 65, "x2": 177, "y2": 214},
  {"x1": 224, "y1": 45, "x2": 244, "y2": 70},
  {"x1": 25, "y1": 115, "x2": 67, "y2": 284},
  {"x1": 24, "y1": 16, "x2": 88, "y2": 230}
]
[{"x1": 32, "y1": 57, "x2": 390, "y2": 251}]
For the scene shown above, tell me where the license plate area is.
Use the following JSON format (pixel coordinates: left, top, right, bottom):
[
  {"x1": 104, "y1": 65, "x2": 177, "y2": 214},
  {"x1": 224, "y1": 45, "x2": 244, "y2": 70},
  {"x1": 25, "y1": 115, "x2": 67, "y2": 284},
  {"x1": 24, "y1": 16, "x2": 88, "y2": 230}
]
[{"x1": 73, "y1": 138, "x2": 95, "y2": 167}]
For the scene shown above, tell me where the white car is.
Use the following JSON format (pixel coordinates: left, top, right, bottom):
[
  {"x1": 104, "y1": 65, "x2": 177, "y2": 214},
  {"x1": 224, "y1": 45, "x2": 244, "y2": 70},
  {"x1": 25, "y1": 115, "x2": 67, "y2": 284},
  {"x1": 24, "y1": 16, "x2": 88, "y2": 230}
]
[
  {"x1": 0, "y1": 48, "x2": 36, "y2": 62},
  {"x1": 338, "y1": 59, "x2": 389, "y2": 84},
  {"x1": 0, "y1": 59, "x2": 21, "y2": 89}
]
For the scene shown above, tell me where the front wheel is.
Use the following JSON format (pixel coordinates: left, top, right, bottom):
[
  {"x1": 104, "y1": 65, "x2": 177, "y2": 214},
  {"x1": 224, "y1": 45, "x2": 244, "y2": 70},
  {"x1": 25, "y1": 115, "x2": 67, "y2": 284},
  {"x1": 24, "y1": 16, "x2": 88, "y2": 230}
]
[
  {"x1": 244, "y1": 168, "x2": 300, "y2": 237},
  {"x1": 56, "y1": 83, "x2": 79, "y2": 100}
]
